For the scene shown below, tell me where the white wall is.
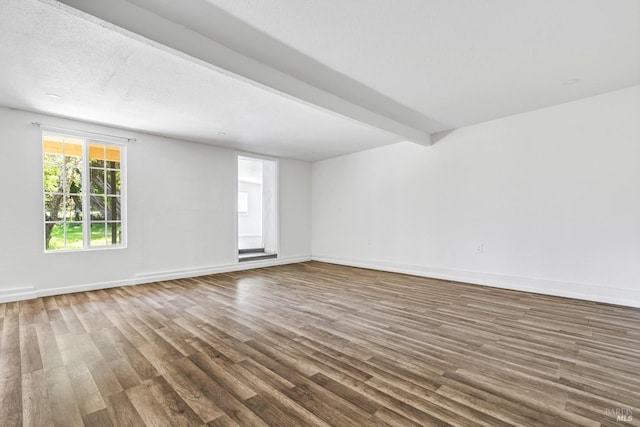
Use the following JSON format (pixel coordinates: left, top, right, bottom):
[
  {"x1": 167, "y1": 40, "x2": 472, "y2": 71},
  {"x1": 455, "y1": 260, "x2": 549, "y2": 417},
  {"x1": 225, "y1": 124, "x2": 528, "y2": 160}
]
[
  {"x1": 279, "y1": 158, "x2": 312, "y2": 259},
  {"x1": 262, "y1": 159, "x2": 278, "y2": 253},
  {"x1": 0, "y1": 107, "x2": 312, "y2": 302},
  {"x1": 312, "y1": 86, "x2": 640, "y2": 307},
  {"x1": 2, "y1": 86, "x2": 637, "y2": 307}
]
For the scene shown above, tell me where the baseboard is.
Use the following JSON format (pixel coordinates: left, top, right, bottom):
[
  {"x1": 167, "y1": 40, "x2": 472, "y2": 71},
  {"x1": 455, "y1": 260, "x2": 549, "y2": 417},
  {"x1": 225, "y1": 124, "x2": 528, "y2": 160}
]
[
  {"x1": 37, "y1": 279, "x2": 132, "y2": 299},
  {"x1": 0, "y1": 256, "x2": 311, "y2": 304},
  {"x1": 134, "y1": 255, "x2": 311, "y2": 285},
  {"x1": 5, "y1": 255, "x2": 635, "y2": 308},
  {"x1": 312, "y1": 255, "x2": 640, "y2": 308},
  {"x1": 0, "y1": 280, "x2": 134, "y2": 303},
  {"x1": 0, "y1": 286, "x2": 38, "y2": 303}
]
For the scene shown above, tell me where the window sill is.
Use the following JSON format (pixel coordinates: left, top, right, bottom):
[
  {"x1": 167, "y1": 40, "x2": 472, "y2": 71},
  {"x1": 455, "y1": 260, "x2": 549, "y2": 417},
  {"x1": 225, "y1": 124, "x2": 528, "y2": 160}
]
[{"x1": 44, "y1": 245, "x2": 128, "y2": 254}]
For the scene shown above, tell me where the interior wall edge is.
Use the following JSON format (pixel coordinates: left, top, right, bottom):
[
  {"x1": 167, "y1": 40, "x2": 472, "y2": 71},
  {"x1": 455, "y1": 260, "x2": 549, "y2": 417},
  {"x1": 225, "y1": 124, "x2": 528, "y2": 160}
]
[{"x1": 311, "y1": 255, "x2": 640, "y2": 308}]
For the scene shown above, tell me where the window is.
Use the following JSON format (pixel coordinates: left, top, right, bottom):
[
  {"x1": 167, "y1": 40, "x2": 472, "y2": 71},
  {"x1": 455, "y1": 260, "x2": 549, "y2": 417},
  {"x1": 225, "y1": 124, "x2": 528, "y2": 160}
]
[
  {"x1": 238, "y1": 191, "x2": 249, "y2": 215},
  {"x1": 43, "y1": 133, "x2": 126, "y2": 251},
  {"x1": 237, "y1": 155, "x2": 278, "y2": 257}
]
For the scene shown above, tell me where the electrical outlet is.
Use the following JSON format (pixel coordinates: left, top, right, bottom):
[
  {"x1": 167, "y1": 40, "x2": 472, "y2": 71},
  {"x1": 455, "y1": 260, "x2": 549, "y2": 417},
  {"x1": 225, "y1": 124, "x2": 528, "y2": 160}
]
[
  {"x1": 367, "y1": 240, "x2": 372, "y2": 246},
  {"x1": 476, "y1": 243, "x2": 484, "y2": 253}
]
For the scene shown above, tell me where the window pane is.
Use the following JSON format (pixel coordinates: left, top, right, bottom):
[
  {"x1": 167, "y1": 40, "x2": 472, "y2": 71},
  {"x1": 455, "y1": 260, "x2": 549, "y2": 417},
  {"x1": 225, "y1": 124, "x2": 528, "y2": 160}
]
[
  {"x1": 106, "y1": 222, "x2": 122, "y2": 246},
  {"x1": 65, "y1": 223, "x2": 84, "y2": 249},
  {"x1": 65, "y1": 163, "x2": 82, "y2": 194},
  {"x1": 44, "y1": 194, "x2": 64, "y2": 221},
  {"x1": 43, "y1": 137, "x2": 63, "y2": 155},
  {"x1": 64, "y1": 152, "x2": 82, "y2": 166},
  {"x1": 62, "y1": 138, "x2": 83, "y2": 153},
  {"x1": 44, "y1": 165, "x2": 63, "y2": 193},
  {"x1": 90, "y1": 144, "x2": 105, "y2": 167},
  {"x1": 106, "y1": 146, "x2": 121, "y2": 170},
  {"x1": 64, "y1": 140, "x2": 83, "y2": 163},
  {"x1": 91, "y1": 195, "x2": 106, "y2": 220},
  {"x1": 64, "y1": 195, "x2": 83, "y2": 221},
  {"x1": 106, "y1": 196, "x2": 121, "y2": 221},
  {"x1": 43, "y1": 136, "x2": 65, "y2": 167},
  {"x1": 90, "y1": 222, "x2": 106, "y2": 246},
  {"x1": 90, "y1": 168, "x2": 105, "y2": 194},
  {"x1": 105, "y1": 170, "x2": 121, "y2": 195},
  {"x1": 238, "y1": 192, "x2": 249, "y2": 214},
  {"x1": 45, "y1": 222, "x2": 64, "y2": 250},
  {"x1": 61, "y1": 141, "x2": 83, "y2": 200},
  {"x1": 44, "y1": 153, "x2": 63, "y2": 165}
]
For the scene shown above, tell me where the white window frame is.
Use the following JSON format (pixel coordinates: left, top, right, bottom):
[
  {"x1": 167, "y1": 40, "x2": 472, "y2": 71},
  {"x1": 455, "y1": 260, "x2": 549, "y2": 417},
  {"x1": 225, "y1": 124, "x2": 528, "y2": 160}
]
[{"x1": 42, "y1": 132, "x2": 128, "y2": 253}]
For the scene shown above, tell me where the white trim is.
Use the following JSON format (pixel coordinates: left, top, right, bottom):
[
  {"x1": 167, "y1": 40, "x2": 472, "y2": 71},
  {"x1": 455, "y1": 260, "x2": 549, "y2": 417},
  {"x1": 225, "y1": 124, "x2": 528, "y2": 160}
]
[
  {"x1": 0, "y1": 286, "x2": 38, "y2": 303},
  {"x1": 33, "y1": 122, "x2": 136, "y2": 143},
  {"x1": 270, "y1": 158, "x2": 280, "y2": 255},
  {"x1": 42, "y1": 245, "x2": 128, "y2": 254},
  {"x1": 0, "y1": 280, "x2": 131, "y2": 304},
  {"x1": 134, "y1": 256, "x2": 309, "y2": 285},
  {"x1": 38, "y1": 279, "x2": 132, "y2": 298},
  {"x1": 234, "y1": 154, "x2": 239, "y2": 261},
  {"x1": 82, "y1": 138, "x2": 89, "y2": 248},
  {"x1": 312, "y1": 255, "x2": 640, "y2": 308},
  {"x1": 0, "y1": 256, "x2": 311, "y2": 303}
]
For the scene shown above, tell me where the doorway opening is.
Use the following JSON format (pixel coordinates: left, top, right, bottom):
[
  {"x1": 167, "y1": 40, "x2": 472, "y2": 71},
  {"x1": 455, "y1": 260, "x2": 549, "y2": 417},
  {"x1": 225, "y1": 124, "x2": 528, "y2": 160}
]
[{"x1": 237, "y1": 156, "x2": 278, "y2": 262}]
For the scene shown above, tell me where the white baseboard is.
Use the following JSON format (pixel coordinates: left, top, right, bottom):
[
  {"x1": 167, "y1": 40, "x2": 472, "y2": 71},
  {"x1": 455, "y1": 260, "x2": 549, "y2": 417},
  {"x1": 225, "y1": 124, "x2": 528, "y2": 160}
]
[
  {"x1": 0, "y1": 255, "x2": 311, "y2": 304},
  {"x1": 0, "y1": 280, "x2": 133, "y2": 304},
  {"x1": 38, "y1": 279, "x2": 132, "y2": 299},
  {"x1": 134, "y1": 255, "x2": 311, "y2": 285},
  {"x1": 312, "y1": 255, "x2": 640, "y2": 308},
  {"x1": 0, "y1": 286, "x2": 38, "y2": 303},
  {"x1": 5, "y1": 255, "x2": 636, "y2": 308}
]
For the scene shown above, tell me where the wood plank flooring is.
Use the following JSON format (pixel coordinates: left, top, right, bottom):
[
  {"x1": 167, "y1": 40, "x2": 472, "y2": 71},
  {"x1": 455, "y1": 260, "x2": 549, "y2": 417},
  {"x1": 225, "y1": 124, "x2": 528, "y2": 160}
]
[{"x1": 1, "y1": 261, "x2": 639, "y2": 426}]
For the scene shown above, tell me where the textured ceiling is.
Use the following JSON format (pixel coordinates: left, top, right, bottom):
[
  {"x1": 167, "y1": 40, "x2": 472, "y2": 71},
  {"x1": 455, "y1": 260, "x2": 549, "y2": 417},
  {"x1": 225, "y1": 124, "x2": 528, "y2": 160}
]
[
  {"x1": 0, "y1": 0, "x2": 399, "y2": 161},
  {"x1": 1, "y1": 0, "x2": 638, "y2": 161}
]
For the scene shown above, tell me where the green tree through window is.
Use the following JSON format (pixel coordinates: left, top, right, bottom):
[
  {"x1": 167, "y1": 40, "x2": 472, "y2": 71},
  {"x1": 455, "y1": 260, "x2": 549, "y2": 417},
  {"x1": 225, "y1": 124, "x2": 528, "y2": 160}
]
[{"x1": 43, "y1": 134, "x2": 125, "y2": 251}]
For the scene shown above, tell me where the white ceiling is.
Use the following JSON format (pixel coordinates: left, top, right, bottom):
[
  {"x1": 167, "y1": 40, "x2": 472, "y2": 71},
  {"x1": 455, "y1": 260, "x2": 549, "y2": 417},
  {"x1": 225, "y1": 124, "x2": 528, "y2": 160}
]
[
  {"x1": 205, "y1": 0, "x2": 640, "y2": 128},
  {"x1": 0, "y1": 0, "x2": 399, "y2": 161},
  {"x1": 1, "y1": 0, "x2": 638, "y2": 161}
]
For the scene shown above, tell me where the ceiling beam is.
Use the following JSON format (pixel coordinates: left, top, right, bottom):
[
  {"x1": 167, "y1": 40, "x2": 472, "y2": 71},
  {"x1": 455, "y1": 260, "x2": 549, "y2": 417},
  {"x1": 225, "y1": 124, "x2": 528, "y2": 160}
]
[{"x1": 48, "y1": 0, "x2": 444, "y2": 145}]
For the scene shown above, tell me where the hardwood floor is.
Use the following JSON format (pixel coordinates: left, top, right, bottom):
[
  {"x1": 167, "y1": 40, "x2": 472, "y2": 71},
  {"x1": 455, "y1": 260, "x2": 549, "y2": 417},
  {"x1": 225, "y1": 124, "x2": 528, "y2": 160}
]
[{"x1": 1, "y1": 261, "x2": 639, "y2": 426}]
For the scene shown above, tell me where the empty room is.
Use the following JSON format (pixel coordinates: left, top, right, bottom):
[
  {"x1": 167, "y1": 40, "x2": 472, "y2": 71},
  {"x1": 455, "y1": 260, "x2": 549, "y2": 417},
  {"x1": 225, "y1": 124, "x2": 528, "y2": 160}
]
[{"x1": 0, "y1": 0, "x2": 639, "y2": 426}]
